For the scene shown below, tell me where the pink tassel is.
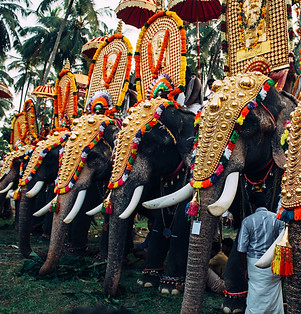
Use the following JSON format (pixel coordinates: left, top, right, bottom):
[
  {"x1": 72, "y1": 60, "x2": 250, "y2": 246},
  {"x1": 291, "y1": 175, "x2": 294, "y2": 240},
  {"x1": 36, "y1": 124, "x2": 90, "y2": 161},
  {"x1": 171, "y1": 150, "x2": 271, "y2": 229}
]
[
  {"x1": 104, "y1": 192, "x2": 113, "y2": 215},
  {"x1": 187, "y1": 192, "x2": 199, "y2": 217}
]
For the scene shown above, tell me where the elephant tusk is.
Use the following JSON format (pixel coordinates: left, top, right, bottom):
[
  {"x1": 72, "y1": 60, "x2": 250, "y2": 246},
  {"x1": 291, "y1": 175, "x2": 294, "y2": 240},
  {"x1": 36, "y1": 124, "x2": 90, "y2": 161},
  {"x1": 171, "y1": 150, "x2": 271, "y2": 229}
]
[
  {"x1": 6, "y1": 189, "x2": 13, "y2": 199},
  {"x1": 0, "y1": 182, "x2": 14, "y2": 194},
  {"x1": 86, "y1": 203, "x2": 103, "y2": 216},
  {"x1": 119, "y1": 185, "x2": 144, "y2": 219},
  {"x1": 63, "y1": 190, "x2": 87, "y2": 224},
  {"x1": 255, "y1": 228, "x2": 285, "y2": 269},
  {"x1": 142, "y1": 183, "x2": 194, "y2": 209},
  {"x1": 207, "y1": 172, "x2": 239, "y2": 217},
  {"x1": 26, "y1": 181, "x2": 45, "y2": 198},
  {"x1": 33, "y1": 195, "x2": 58, "y2": 217}
]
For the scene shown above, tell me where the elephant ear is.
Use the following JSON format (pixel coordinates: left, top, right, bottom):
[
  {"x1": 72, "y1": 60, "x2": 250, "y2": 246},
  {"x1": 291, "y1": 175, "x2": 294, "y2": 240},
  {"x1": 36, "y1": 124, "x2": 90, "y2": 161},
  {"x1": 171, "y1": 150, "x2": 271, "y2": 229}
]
[
  {"x1": 161, "y1": 107, "x2": 195, "y2": 167},
  {"x1": 271, "y1": 90, "x2": 298, "y2": 169}
]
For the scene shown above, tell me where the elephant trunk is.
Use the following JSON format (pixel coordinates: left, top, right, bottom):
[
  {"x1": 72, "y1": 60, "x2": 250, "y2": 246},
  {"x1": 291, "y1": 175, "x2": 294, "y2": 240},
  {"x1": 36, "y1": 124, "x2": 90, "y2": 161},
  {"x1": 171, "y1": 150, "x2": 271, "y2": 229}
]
[
  {"x1": 39, "y1": 192, "x2": 76, "y2": 276},
  {"x1": 18, "y1": 188, "x2": 34, "y2": 258},
  {"x1": 104, "y1": 214, "x2": 128, "y2": 296},
  {"x1": 181, "y1": 190, "x2": 220, "y2": 314}
]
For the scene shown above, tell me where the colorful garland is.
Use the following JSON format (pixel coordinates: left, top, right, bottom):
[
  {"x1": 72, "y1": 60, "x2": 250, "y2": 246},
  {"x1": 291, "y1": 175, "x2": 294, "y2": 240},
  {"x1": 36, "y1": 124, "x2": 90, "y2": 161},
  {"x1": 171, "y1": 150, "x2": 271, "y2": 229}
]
[
  {"x1": 187, "y1": 79, "x2": 275, "y2": 218},
  {"x1": 54, "y1": 70, "x2": 78, "y2": 128},
  {"x1": 103, "y1": 51, "x2": 122, "y2": 88},
  {"x1": 108, "y1": 100, "x2": 176, "y2": 189},
  {"x1": 135, "y1": 10, "x2": 186, "y2": 101},
  {"x1": 84, "y1": 34, "x2": 132, "y2": 113},
  {"x1": 54, "y1": 119, "x2": 115, "y2": 194},
  {"x1": 147, "y1": 30, "x2": 170, "y2": 79},
  {"x1": 20, "y1": 133, "x2": 70, "y2": 186}
]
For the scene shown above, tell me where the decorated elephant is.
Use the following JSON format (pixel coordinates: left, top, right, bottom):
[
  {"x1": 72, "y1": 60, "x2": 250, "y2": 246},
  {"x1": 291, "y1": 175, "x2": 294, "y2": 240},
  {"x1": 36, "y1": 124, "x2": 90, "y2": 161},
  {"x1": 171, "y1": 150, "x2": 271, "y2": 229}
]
[
  {"x1": 0, "y1": 146, "x2": 35, "y2": 227},
  {"x1": 18, "y1": 131, "x2": 70, "y2": 258},
  {"x1": 144, "y1": 72, "x2": 297, "y2": 313}
]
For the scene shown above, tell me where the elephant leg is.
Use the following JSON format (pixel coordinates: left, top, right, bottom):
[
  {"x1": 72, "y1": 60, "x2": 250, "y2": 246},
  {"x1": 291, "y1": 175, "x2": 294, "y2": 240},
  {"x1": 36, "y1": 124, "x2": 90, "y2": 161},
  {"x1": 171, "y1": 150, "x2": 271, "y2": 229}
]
[
  {"x1": 221, "y1": 237, "x2": 248, "y2": 313},
  {"x1": 159, "y1": 203, "x2": 190, "y2": 295},
  {"x1": 96, "y1": 213, "x2": 110, "y2": 261},
  {"x1": 42, "y1": 184, "x2": 55, "y2": 239},
  {"x1": 137, "y1": 210, "x2": 171, "y2": 288}
]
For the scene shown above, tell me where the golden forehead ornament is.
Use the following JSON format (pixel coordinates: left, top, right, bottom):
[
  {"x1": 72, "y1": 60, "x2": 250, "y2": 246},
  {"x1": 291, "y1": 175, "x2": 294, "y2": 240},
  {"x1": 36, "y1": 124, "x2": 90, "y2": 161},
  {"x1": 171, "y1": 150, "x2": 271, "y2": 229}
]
[
  {"x1": 281, "y1": 101, "x2": 301, "y2": 209},
  {"x1": 21, "y1": 131, "x2": 68, "y2": 184},
  {"x1": 110, "y1": 98, "x2": 165, "y2": 184},
  {"x1": 56, "y1": 114, "x2": 112, "y2": 190},
  {"x1": 193, "y1": 72, "x2": 269, "y2": 181},
  {"x1": 0, "y1": 145, "x2": 34, "y2": 180}
]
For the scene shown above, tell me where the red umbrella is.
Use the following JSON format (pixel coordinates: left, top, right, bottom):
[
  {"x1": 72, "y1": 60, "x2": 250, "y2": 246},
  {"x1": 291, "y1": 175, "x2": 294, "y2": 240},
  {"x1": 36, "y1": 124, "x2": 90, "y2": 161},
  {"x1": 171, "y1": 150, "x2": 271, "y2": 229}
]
[
  {"x1": 0, "y1": 83, "x2": 13, "y2": 99},
  {"x1": 115, "y1": 0, "x2": 157, "y2": 29},
  {"x1": 168, "y1": 0, "x2": 221, "y2": 23},
  {"x1": 168, "y1": 0, "x2": 221, "y2": 78},
  {"x1": 81, "y1": 36, "x2": 107, "y2": 61}
]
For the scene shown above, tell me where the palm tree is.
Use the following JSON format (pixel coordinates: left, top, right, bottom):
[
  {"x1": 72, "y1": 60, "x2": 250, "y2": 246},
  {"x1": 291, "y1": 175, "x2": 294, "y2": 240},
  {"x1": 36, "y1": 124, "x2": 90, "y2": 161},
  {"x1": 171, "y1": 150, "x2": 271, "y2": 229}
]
[
  {"x1": 37, "y1": 0, "x2": 110, "y2": 85},
  {"x1": 0, "y1": 0, "x2": 30, "y2": 58},
  {"x1": 185, "y1": 21, "x2": 224, "y2": 89}
]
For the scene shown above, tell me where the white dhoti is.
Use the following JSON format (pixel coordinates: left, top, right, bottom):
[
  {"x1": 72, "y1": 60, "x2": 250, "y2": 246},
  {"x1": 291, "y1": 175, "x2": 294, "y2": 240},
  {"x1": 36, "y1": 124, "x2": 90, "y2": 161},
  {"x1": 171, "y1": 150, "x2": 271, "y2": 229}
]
[{"x1": 246, "y1": 257, "x2": 284, "y2": 314}]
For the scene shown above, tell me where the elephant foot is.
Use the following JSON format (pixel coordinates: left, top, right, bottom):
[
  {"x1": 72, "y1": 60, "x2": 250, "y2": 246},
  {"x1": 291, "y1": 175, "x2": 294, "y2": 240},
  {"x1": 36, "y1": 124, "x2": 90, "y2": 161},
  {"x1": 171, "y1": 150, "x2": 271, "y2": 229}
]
[
  {"x1": 137, "y1": 268, "x2": 164, "y2": 288},
  {"x1": 221, "y1": 290, "x2": 247, "y2": 314},
  {"x1": 159, "y1": 276, "x2": 185, "y2": 295}
]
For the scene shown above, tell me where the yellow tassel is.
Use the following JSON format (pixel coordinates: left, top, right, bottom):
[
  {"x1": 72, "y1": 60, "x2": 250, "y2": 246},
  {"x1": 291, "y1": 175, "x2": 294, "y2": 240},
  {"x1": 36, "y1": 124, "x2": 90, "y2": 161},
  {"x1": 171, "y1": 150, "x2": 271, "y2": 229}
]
[{"x1": 271, "y1": 224, "x2": 293, "y2": 276}]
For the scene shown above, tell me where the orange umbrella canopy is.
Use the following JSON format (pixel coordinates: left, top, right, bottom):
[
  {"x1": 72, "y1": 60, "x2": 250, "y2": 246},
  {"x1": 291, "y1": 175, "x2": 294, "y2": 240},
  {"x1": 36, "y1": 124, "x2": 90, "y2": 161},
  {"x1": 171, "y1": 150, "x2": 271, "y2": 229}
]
[
  {"x1": 74, "y1": 73, "x2": 88, "y2": 97},
  {"x1": 81, "y1": 36, "x2": 107, "y2": 61},
  {"x1": 31, "y1": 85, "x2": 55, "y2": 99},
  {"x1": 115, "y1": 0, "x2": 157, "y2": 28},
  {"x1": 168, "y1": 0, "x2": 221, "y2": 23},
  {"x1": 0, "y1": 83, "x2": 13, "y2": 99}
]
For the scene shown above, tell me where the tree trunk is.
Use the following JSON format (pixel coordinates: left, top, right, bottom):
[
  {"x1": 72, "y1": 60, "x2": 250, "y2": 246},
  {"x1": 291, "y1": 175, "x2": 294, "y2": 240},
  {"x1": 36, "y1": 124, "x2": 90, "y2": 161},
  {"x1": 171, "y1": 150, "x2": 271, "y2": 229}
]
[
  {"x1": 18, "y1": 62, "x2": 29, "y2": 112},
  {"x1": 41, "y1": 0, "x2": 74, "y2": 85},
  {"x1": 287, "y1": 221, "x2": 301, "y2": 314},
  {"x1": 181, "y1": 207, "x2": 219, "y2": 313}
]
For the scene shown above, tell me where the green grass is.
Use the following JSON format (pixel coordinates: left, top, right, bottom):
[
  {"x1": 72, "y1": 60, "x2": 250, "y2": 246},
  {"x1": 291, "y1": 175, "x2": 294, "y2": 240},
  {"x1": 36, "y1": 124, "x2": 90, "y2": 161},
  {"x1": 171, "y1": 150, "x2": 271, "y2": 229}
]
[{"x1": 0, "y1": 218, "x2": 232, "y2": 313}]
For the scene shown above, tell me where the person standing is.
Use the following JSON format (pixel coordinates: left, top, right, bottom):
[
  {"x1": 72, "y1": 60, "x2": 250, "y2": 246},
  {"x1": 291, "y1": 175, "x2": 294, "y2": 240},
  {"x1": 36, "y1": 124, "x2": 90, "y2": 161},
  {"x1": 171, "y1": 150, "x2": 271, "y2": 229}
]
[{"x1": 237, "y1": 191, "x2": 285, "y2": 314}]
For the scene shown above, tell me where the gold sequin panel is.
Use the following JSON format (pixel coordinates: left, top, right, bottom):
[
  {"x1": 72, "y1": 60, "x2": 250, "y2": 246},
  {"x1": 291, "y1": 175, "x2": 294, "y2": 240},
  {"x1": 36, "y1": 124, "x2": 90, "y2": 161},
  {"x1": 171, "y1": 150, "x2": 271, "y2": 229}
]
[
  {"x1": 193, "y1": 72, "x2": 268, "y2": 181},
  {"x1": 110, "y1": 98, "x2": 166, "y2": 183},
  {"x1": 21, "y1": 131, "x2": 68, "y2": 182},
  {"x1": 0, "y1": 145, "x2": 33, "y2": 180},
  {"x1": 281, "y1": 103, "x2": 301, "y2": 209},
  {"x1": 58, "y1": 74, "x2": 76, "y2": 124},
  {"x1": 56, "y1": 115, "x2": 107, "y2": 189}
]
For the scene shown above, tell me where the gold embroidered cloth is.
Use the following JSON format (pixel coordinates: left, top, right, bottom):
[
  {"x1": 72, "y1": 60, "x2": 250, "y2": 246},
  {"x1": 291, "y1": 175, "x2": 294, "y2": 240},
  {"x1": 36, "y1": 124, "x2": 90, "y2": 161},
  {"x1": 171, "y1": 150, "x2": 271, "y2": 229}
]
[{"x1": 193, "y1": 72, "x2": 268, "y2": 181}]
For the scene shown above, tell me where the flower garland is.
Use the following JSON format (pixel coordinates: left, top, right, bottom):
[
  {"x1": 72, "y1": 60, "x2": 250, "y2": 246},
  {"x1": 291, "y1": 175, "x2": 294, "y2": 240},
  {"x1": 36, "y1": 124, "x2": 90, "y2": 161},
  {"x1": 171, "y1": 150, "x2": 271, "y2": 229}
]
[
  {"x1": 54, "y1": 70, "x2": 78, "y2": 128},
  {"x1": 54, "y1": 119, "x2": 115, "y2": 194},
  {"x1": 238, "y1": 0, "x2": 267, "y2": 50},
  {"x1": 23, "y1": 99, "x2": 38, "y2": 141},
  {"x1": 20, "y1": 133, "x2": 70, "y2": 186},
  {"x1": 108, "y1": 100, "x2": 176, "y2": 189},
  {"x1": 187, "y1": 79, "x2": 275, "y2": 219},
  {"x1": 147, "y1": 30, "x2": 170, "y2": 79},
  {"x1": 103, "y1": 51, "x2": 122, "y2": 88},
  {"x1": 17, "y1": 121, "x2": 29, "y2": 141},
  {"x1": 135, "y1": 10, "x2": 186, "y2": 101},
  {"x1": 84, "y1": 34, "x2": 132, "y2": 113}
]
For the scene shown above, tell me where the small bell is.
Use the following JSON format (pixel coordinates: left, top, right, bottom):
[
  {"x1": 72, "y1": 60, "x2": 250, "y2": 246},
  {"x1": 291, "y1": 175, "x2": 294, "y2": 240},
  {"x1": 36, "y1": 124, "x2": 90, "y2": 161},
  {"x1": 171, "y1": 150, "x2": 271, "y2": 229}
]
[
  {"x1": 50, "y1": 199, "x2": 59, "y2": 214},
  {"x1": 186, "y1": 191, "x2": 200, "y2": 217},
  {"x1": 103, "y1": 191, "x2": 113, "y2": 215}
]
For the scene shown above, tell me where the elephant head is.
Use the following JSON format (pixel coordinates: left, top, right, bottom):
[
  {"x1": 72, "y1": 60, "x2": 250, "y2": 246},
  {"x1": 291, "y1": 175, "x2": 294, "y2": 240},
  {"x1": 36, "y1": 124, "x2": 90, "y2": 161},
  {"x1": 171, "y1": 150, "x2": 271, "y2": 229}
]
[
  {"x1": 17, "y1": 131, "x2": 69, "y2": 258},
  {"x1": 101, "y1": 98, "x2": 195, "y2": 296},
  {"x1": 38, "y1": 114, "x2": 119, "y2": 276},
  {"x1": 143, "y1": 72, "x2": 297, "y2": 312},
  {"x1": 0, "y1": 145, "x2": 34, "y2": 224}
]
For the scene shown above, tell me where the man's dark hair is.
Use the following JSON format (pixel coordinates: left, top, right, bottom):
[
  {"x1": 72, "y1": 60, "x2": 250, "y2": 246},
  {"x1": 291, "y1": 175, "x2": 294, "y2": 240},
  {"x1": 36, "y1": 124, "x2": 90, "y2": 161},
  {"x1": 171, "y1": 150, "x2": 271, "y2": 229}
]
[
  {"x1": 249, "y1": 191, "x2": 267, "y2": 209},
  {"x1": 212, "y1": 241, "x2": 221, "y2": 254}
]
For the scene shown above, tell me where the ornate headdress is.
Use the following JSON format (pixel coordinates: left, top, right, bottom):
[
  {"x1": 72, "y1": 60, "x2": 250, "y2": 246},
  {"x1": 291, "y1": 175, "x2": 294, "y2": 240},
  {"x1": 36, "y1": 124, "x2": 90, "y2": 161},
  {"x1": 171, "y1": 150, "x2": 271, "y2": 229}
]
[
  {"x1": 84, "y1": 23, "x2": 132, "y2": 116},
  {"x1": 53, "y1": 59, "x2": 78, "y2": 130}
]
